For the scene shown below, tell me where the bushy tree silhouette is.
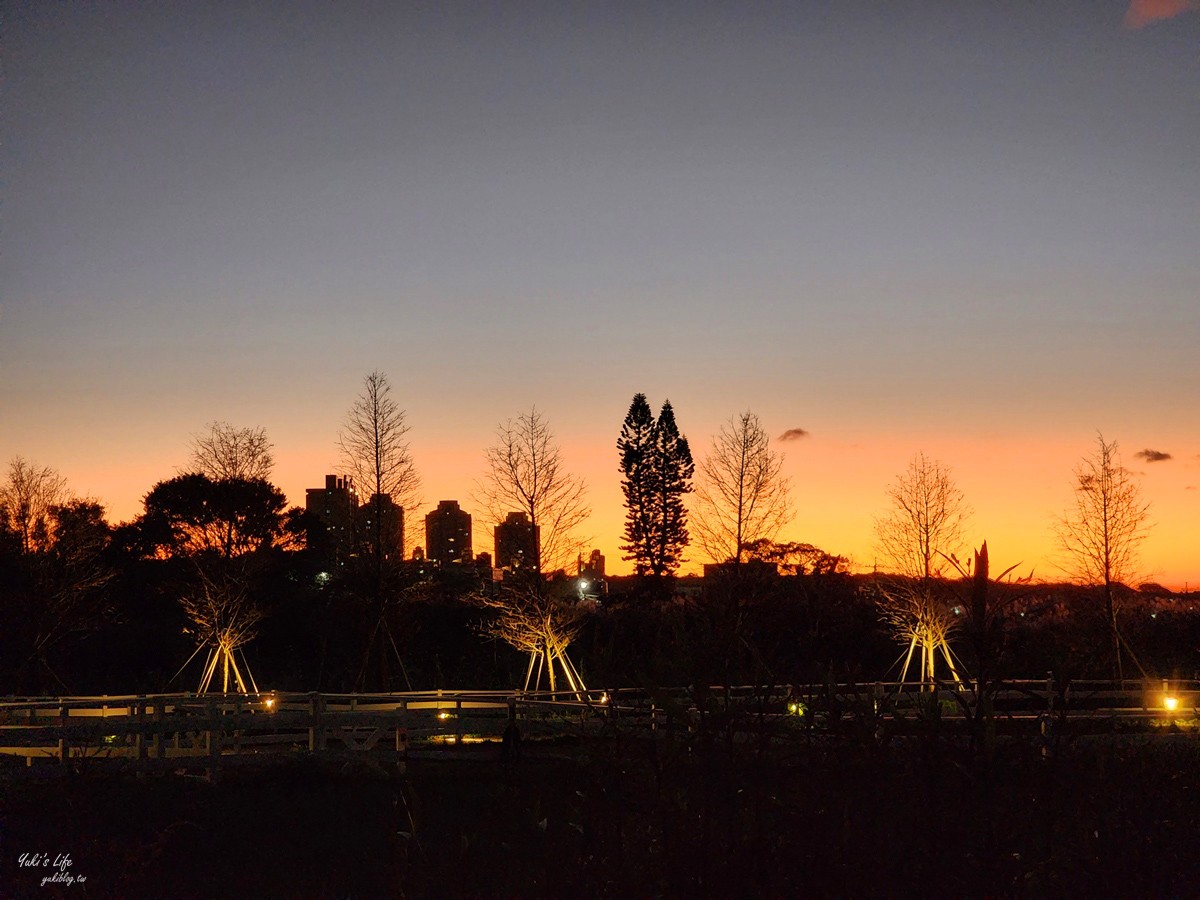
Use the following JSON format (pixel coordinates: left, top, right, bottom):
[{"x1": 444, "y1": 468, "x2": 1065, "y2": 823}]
[
  {"x1": 0, "y1": 487, "x2": 114, "y2": 693},
  {"x1": 134, "y1": 473, "x2": 294, "y2": 692},
  {"x1": 618, "y1": 395, "x2": 694, "y2": 577}
]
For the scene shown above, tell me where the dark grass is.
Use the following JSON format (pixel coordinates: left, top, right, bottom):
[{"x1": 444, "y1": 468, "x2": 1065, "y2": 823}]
[{"x1": 4, "y1": 732, "x2": 1200, "y2": 898}]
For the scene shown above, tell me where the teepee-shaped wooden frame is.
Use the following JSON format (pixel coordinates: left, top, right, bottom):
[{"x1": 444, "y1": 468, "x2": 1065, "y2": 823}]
[
  {"x1": 895, "y1": 624, "x2": 964, "y2": 687},
  {"x1": 176, "y1": 567, "x2": 264, "y2": 695},
  {"x1": 522, "y1": 637, "x2": 587, "y2": 695},
  {"x1": 882, "y1": 588, "x2": 965, "y2": 689},
  {"x1": 196, "y1": 633, "x2": 260, "y2": 694}
]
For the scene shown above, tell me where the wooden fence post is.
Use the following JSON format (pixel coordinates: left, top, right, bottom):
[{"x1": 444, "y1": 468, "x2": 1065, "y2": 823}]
[
  {"x1": 233, "y1": 694, "x2": 243, "y2": 755},
  {"x1": 152, "y1": 700, "x2": 163, "y2": 761},
  {"x1": 58, "y1": 704, "x2": 68, "y2": 768},
  {"x1": 135, "y1": 696, "x2": 146, "y2": 777},
  {"x1": 205, "y1": 697, "x2": 221, "y2": 782},
  {"x1": 308, "y1": 693, "x2": 326, "y2": 752}
]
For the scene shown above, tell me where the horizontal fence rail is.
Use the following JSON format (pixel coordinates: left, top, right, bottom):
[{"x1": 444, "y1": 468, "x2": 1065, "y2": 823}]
[{"x1": 2, "y1": 679, "x2": 1197, "y2": 777}]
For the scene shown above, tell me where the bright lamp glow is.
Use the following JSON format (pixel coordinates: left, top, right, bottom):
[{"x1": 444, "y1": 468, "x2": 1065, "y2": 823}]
[{"x1": 1164, "y1": 695, "x2": 1180, "y2": 712}]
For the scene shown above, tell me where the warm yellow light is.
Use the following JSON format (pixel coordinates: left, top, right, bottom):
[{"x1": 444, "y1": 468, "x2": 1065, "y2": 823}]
[
  {"x1": 263, "y1": 696, "x2": 276, "y2": 711},
  {"x1": 787, "y1": 702, "x2": 806, "y2": 717},
  {"x1": 599, "y1": 692, "x2": 609, "y2": 705},
  {"x1": 438, "y1": 710, "x2": 451, "y2": 720},
  {"x1": 1164, "y1": 695, "x2": 1180, "y2": 712}
]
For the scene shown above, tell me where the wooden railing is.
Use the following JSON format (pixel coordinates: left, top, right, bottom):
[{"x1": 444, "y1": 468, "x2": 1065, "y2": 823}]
[{"x1": 2, "y1": 679, "x2": 1196, "y2": 775}]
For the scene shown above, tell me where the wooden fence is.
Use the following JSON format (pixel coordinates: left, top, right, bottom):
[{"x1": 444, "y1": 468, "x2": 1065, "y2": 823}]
[{"x1": 1, "y1": 679, "x2": 1195, "y2": 776}]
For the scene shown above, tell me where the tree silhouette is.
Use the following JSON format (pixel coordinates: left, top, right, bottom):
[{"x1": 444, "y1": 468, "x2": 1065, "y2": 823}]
[
  {"x1": 618, "y1": 395, "x2": 695, "y2": 577},
  {"x1": 479, "y1": 583, "x2": 588, "y2": 693},
  {"x1": 478, "y1": 407, "x2": 590, "y2": 578},
  {"x1": 339, "y1": 371, "x2": 421, "y2": 563},
  {"x1": 138, "y1": 474, "x2": 291, "y2": 559},
  {"x1": 650, "y1": 401, "x2": 694, "y2": 576},
  {"x1": 742, "y1": 539, "x2": 849, "y2": 576},
  {"x1": 189, "y1": 422, "x2": 275, "y2": 482},
  {"x1": 134, "y1": 473, "x2": 293, "y2": 693},
  {"x1": 874, "y1": 452, "x2": 969, "y2": 584},
  {"x1": 0, "y1": 492, "x2": 114, "y2": 693},
  {"x1": 873, "y1": 452, "x2": 970, "y2": 685},
  {"x1": 694, "y1": 411, "x2": 791, "y2": 566},
  {"x1": 618, "y1": 393, "x2": 657, "y2": 575},
  {"x1": 0, "y1": 456, "x2": 68, "y2": 556},
  {"x1": 1056, "y1": 434, "x2": 1151, "y2": 680},
  {"x1": 338, "y1": 371, "x2": 421, "y2": 691}
]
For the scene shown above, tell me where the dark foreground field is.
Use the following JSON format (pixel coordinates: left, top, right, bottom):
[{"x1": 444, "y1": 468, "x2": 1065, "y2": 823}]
[{"x1": 4, "y1": 730, "x2": 1200, "y2": 898}]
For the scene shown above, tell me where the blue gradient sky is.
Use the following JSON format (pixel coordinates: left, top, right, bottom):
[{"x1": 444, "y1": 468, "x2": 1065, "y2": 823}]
[{"x1": 3, "y1": 2, "x2": 1198, "y2": 584}]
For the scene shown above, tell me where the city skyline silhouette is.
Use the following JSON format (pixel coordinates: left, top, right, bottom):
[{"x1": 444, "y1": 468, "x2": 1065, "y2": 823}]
[{"x1": 3, "y1": 2, "x2": 1197, "y2": 585}]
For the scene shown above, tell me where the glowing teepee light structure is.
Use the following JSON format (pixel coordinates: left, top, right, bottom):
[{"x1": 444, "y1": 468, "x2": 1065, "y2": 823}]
[
  {"x1": 880, "y1": 587, "x2": 964, "y2": 688},
  {"x1": 483, "y1": 587, "x2": 587, "y2": 696},
  {"x1": 520, "y1": 630, "x2": 587, "y2": 695},
  {"x1": 179, "y1": 568, "x2": 265, "y2": 694},
  {"x1": 894, "y1": 597, "x2": 963, "y2": 686},
  {"x1": 197, "y1": 634, "x2": 259, "y2": 694}
]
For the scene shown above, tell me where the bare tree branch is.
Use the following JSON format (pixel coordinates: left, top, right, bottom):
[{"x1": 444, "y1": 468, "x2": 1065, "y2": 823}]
[
  {"x1": 339, "y1": 371, "x2": 421, "y2": 559},
  {"x1": 189, "y1": 422, "x2": 275, "y2": 481},
  {"x1": 179, "y1": 563, "x2": 266, "y2": 654},
  {"x1": 1056, "y1": 434, "x2": 1151, "y2": 588},
  {"x1": 0, "y1": 457, "x2": 69, "y2": 555},
  {"x1": 477, "y1": 584, "x2": 587, "y2": 692},
  {"x1": 1055, "y1": 433, "x2": 1152, "y2": 679},
  {"x1": 477, "y1": 407, "x2": 590, "y2": 576},
  {"x1": 872, "y1": 452, "x2": 970, "y2": 684},
  {"x1": 874, "y1": 452, "x2": 969, "y2": 581},
  {"x1": 693, "y1": 411, "x2": 791, "y2": 565}
]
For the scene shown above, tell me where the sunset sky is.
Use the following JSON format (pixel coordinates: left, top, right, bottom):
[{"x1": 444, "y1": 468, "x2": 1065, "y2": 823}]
[{"x1": 3, "y1": 2, "x2": 1197, "y2": 586}]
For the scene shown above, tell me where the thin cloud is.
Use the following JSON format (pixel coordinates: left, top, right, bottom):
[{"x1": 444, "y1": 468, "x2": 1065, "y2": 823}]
[
  {"x1": 778, "y1": 428, "x2": 809, "y2": 442},
  {"x1": 1134, "y1": 448, "x2": 1172, "y2": 463},
  {"x1": 1124, "y1": 0, "x2": 1199, "y2": 29}
]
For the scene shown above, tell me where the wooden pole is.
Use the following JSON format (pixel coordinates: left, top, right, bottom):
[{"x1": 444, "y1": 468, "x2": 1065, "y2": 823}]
[
  {"x1": 523, "y1": 652, "x2": 537, "y2": 693},
  {"x1": 199, "y1": 647, "x2": 220, "y2": 694},
  {"x1": 58, "y1": 704, "x2": 68, "y2": 768},
  {"x1": 898, "y1": 635, "x2": 919, "y2": 684}
]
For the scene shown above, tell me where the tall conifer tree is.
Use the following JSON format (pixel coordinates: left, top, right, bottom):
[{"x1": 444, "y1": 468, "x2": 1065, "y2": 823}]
[
  {"x1": 617, "y1": 394, "x2": 657, "y2": 574},
  {"x1": 618, "y1": 394, "x2": 694, "y2": 577},
  {"x1": 651, "y1": 400, "x2": 693, "y2": 576}
]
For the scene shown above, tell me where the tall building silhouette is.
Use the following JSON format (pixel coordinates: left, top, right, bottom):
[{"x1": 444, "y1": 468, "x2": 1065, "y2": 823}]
[
  {"x1": 494, "y1": 511, "x2": 539, "y2": 571},
  {"x1": 305, "y1": 475, "x2": 407, "y2": 563},
  {"x1": 305, "y1": 475, "x2": 357, "y2": 564},
  {"x1": 359, "y1": 493, "x2": 404, "y2": 561},
  {"x1": 578, "y1": 549, "x2": 606, "y2": 579},
  {"x1": 425, "y1": 500, "x2": 472, "y2": 564}
]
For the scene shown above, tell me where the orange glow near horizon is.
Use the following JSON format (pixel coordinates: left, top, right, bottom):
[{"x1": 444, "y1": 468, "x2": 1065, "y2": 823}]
[
  {"x1": 41, "y1": 423, "x2": 1200, "y2": 592},
  {"x1": 5, "y1": 1, "x2": 1198, "y2": 601}
]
